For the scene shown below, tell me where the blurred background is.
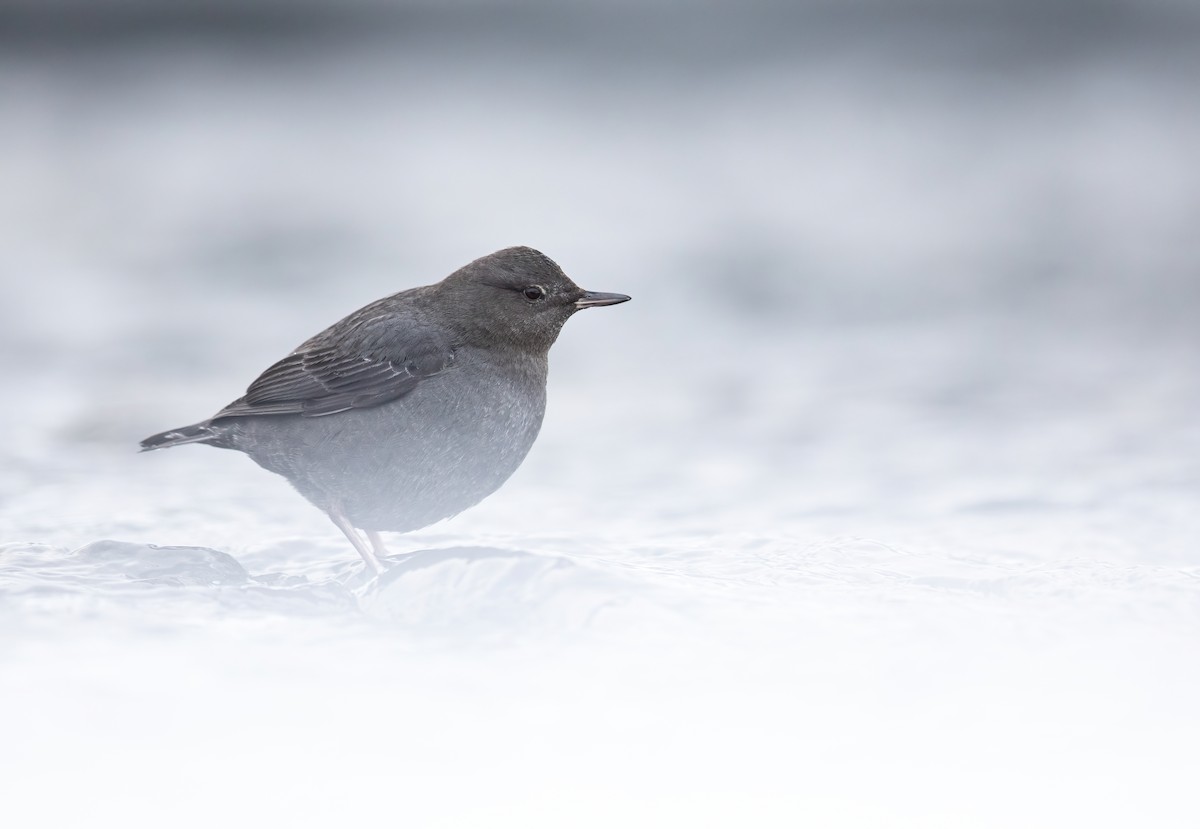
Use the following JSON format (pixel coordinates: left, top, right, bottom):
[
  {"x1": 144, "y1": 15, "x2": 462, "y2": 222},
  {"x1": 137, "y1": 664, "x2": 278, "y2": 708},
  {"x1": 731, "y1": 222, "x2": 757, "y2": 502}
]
[{"x1": 2, "y1": 1, "x2": 1199, "y2": 827}]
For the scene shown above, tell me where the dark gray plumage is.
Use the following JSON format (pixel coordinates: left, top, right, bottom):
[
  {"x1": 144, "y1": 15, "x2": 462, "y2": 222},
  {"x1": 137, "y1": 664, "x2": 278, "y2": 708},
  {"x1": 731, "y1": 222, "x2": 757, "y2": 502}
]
[{"x1": 140, "y1": 246, "x2": 630, "y2": 572}]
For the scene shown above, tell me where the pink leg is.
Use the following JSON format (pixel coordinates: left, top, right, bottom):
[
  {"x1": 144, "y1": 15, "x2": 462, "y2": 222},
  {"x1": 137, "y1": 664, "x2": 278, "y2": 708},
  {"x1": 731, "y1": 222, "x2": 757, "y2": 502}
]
[
  {"x1": 328, "y1": 508, "x2": 383, "y2": 574},
  {"x1": 365, "y1": 530, "x2": 391, "y2": 566}
]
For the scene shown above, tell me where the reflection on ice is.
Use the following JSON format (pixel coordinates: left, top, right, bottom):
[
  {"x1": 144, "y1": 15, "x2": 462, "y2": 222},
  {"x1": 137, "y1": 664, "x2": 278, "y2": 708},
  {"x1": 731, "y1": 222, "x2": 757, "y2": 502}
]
[
  {"x1": 74, "y1": 539, "x2": 249, "y2": 586},
  {"x1": 0, "y1": 540, "x2": 248, "y2": 589},
  {"x1": 362, "y1": 546, "x2": 641, "y2": 631},
  {"x1": 0, "y1": 541, "x2": 654, "y2": 635}
]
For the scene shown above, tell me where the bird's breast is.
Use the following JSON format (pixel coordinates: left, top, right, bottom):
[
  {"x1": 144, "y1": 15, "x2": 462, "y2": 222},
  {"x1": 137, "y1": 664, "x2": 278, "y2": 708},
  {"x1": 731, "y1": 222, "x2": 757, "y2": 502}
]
[{"x1": 420, "y1": 354, "x2": 547, "y2": 454}]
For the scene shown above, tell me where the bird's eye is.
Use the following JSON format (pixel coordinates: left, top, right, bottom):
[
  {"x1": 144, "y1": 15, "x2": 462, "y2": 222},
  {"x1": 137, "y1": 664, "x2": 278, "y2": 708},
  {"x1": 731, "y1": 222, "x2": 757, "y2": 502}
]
[{"x1": 523, "y1": 285, "x2": 546, "y2": 301}]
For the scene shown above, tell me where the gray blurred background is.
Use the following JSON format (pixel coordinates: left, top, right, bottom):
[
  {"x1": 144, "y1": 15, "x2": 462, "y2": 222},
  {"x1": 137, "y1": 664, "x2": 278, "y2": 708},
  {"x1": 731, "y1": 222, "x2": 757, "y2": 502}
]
[
  {"x1": 4, "y1": 6, "x2": 1200, "y2": 827},
  {"x1": 5, "y1": 1, "x2": 1198, "y2": 331}
]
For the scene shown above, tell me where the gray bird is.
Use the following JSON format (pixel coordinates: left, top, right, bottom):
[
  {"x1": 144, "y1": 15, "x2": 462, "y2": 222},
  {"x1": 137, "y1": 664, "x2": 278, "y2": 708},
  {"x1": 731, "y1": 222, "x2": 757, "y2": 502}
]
[{"x1": 140, "y1": 246, "x2": 630, "y2": 573}]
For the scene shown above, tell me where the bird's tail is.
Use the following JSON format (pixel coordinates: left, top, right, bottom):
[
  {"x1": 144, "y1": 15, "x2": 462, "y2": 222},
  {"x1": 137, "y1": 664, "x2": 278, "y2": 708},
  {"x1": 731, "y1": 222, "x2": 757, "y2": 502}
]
[{"x1": 139, "y1": 421, "x2": 218, "y2": 452}]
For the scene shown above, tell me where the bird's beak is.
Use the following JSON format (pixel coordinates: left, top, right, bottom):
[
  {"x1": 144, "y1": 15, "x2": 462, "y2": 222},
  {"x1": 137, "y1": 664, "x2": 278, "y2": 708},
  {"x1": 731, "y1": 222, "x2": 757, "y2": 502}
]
[{"x1": 575, "y1": 291, "x2": 631, "y2": 309}]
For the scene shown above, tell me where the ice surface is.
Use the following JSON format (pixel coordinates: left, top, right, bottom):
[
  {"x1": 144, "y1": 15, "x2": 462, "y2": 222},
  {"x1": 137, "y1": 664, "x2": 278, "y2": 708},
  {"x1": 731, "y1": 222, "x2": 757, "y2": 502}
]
[{"x1": 2, "y1": 9, "x2": 1199, "y2": 828}]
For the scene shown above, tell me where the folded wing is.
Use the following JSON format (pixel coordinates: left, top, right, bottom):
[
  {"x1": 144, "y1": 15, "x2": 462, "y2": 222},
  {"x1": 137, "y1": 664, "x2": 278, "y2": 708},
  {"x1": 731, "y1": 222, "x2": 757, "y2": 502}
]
[{"x1": 213, "y1": 325, "x2": 455, "y2": 420}]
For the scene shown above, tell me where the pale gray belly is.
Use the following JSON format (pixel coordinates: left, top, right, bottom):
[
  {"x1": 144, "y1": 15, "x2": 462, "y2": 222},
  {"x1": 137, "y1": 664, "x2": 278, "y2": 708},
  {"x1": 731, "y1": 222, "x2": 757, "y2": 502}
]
[{"x1": 223, "y1": 364, "x2": 547, "y2": 531}]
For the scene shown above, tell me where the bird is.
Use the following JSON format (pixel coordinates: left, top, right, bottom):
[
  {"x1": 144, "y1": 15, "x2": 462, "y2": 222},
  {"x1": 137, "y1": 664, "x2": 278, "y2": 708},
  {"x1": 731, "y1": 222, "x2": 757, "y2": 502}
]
[{"x1": 140, "y1": 246, "x2": 630, "y2": 574}]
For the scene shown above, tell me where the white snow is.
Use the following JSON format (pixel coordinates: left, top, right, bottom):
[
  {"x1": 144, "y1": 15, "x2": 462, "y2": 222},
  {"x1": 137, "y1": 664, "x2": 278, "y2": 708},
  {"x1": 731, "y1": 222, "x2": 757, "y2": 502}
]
[{"x1": 1, "y1": 16, "x2": 1198, "y2": 828}]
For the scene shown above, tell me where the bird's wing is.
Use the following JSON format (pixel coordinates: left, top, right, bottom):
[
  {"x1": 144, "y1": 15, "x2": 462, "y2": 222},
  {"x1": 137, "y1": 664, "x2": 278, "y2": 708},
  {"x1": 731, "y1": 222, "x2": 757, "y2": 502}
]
[{"x1": 212, "y1": 323, "x2": 455, "y2": 420}]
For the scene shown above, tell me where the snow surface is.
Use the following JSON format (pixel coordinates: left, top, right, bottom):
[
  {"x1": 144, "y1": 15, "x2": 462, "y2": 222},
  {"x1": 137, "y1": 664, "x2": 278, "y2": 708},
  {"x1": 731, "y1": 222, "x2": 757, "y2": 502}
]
[{"x1": 2, "y1": 14, "x2": 1199, "y2": 828}]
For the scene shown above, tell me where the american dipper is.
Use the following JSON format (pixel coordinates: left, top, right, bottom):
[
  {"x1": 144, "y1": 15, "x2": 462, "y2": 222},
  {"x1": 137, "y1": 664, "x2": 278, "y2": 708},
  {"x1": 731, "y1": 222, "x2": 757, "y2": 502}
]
[{"x1": 140, "y1": 247, "x2": 629, "y2": 573}]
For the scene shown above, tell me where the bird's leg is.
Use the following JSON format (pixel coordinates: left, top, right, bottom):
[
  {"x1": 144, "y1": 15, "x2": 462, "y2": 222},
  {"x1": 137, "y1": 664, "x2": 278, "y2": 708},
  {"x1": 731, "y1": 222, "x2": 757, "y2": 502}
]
[
  {"x1": 328, "y1": 508, "x2": 384, "y2": 575},
  {"x1": 365, "y1": 530, "x2": 392, "y2": 566}
]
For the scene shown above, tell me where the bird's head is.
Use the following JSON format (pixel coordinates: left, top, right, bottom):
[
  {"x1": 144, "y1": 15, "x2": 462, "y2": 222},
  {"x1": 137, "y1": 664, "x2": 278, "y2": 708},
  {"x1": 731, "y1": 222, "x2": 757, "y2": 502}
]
[{"x1": 437, "y1": 246, "x2": 630, "y2": 352}]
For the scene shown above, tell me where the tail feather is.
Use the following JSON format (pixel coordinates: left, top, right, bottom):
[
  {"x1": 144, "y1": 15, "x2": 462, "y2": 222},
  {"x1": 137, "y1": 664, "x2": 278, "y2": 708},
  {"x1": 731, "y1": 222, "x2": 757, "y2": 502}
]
[{"x1": 139, "y1": 421, "x2": 217, "y2": 452}]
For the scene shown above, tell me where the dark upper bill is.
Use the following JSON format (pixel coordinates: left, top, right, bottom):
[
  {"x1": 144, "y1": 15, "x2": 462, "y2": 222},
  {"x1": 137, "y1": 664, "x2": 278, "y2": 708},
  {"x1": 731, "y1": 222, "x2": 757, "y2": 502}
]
[{"x1": 575, "y1": 291, "x2": 631, "y2": 309}]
